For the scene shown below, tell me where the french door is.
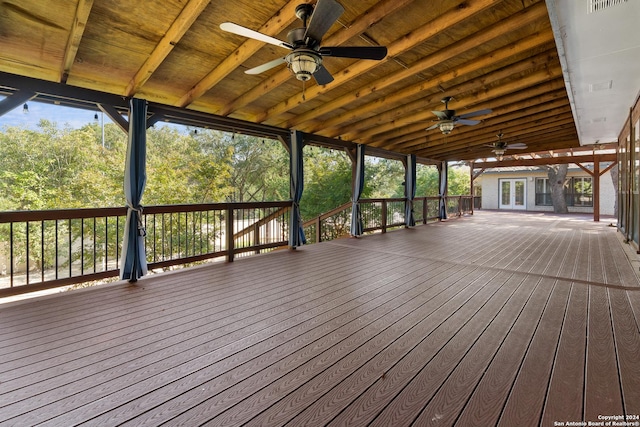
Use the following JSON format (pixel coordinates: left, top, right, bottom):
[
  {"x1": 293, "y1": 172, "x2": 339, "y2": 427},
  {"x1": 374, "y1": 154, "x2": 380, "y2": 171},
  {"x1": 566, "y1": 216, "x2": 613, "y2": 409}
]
[{"x1": 499, "y1": 179, "x2": 526, "y2": 210}]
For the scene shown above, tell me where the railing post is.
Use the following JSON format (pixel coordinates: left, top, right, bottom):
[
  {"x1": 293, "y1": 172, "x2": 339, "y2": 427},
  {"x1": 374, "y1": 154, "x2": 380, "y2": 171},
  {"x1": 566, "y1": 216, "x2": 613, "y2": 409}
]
[
  {"x1": 315, "y1": 216, "x2": 321, "y2": 243},
  {"x1": 422, "y1": 198, "x2": 427, "y2": 224},
  {"x1": 226, "y1": 206, "x2": 234, "y2": 262},
  {"x1": 254, "y1": 222, "x2": 260, "y2": 255},
  {"x1": 381, "y1": 201, "x2": 388, "y2": 233},
  {"x1": 458, "y1": 196, "x2": 463, "y2": 216}
]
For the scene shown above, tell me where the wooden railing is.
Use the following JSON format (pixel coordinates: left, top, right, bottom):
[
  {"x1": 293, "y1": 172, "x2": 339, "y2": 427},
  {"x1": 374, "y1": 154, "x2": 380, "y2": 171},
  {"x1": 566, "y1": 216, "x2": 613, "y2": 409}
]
[
  {"x1": 302, "y1": 196, "x2": 472, "y2": 244},
  {"x1": 446, "y1": 195, "x2": 474, "y2": 217},
  {"x1": 0, "y1": 196, "x2": 474, "y2": 296},
  {"x1": 0, "y1": 201, "x2": 290, "y2": 296}
]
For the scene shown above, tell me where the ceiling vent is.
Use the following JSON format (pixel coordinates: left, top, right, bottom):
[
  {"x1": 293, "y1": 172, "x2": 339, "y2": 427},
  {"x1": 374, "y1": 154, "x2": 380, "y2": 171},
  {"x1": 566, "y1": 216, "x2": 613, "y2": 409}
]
[
  {"x1": 589, "y1": 0, "x2": 628, "y2": 13},
  {"x1": 588, "y1": 80, "x2": 613, "y2": 92}
]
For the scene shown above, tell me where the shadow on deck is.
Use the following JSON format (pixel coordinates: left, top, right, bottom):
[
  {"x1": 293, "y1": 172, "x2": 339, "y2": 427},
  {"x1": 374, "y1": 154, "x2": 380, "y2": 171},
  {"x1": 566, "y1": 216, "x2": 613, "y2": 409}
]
[{"x1": 1, "y1": 211, "x2": 639, "y2": 426}]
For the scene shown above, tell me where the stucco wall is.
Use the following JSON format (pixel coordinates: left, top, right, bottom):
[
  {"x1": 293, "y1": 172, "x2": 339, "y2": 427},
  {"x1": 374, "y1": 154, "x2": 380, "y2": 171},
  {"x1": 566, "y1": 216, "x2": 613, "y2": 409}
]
[{"x1": 477, "y1": 168, "x2": 616, "y2": 216}]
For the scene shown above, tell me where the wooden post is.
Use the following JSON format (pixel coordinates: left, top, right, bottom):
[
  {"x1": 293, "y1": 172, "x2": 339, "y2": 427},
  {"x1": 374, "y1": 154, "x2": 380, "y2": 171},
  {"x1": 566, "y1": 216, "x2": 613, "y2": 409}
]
[
  {"x1": 627, "y1": 110, "x2": 634, "y2": 242},
  {"x1": 315, "y1": 216, "x2": 321, "y2": 243},
  {"x1": 469, "y1": 161, "x2": 474, "y2": 215},
  {"x1": 593, "y1": 158, "x2": 600, "y2": 222},
  {"x1": 254, "y1": 222, "x2": 260, "y2": 254},
  {"x1": 226, "y1": 206, "x2": 234, "y2": 262},
  {"x1": 381, "y1": 201, "x2": 387, "y2": 233},
  {"x1": 423, "y1": 198, "x2": 427, "y2": 224}
]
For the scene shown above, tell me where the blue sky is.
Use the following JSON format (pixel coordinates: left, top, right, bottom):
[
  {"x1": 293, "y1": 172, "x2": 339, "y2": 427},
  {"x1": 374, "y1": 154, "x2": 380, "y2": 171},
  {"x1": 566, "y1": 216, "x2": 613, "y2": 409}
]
[{"x1": 0, "y1": 97, "x2": 109, "y2": 130}]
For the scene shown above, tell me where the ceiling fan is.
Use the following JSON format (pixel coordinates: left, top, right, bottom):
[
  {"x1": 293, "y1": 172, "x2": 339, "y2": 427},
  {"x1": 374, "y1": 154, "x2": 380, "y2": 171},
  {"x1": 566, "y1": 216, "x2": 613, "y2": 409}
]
[
  {"x1": 426, "y1": 96, "x2": 492, "y2": 135},
  {"x1": 486, "y1": 132, "x2": 528, "y2": 160},
  {"x1": 219, "y1": 0, "x2": 387, "y2": 85}
]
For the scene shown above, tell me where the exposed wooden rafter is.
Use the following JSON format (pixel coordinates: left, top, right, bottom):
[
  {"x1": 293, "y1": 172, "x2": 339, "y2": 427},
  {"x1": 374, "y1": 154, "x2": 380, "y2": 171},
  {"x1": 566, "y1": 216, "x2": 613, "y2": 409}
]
[
  {"x1": 125, "y1": 0, "x2": 211, "y2": 96},
  {"x1": 176, "y1": 0, "x2": 302, "y2": 108},
  {"x1": 257, "y1": 0, "x2": 507, "y2": 124},
  {"x1": 60, "y1": 0, "x2": 94, "y2": 84},
  {"x1": 0, "y1": 0, "x2": 588, "y2": 163}
]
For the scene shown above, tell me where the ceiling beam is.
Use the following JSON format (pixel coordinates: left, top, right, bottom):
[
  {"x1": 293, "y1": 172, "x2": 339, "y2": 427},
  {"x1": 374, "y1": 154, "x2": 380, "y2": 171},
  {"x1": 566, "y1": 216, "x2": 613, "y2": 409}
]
[
  {"x1": 384, "y1": 84, "x2": 569, "y2": 149},
  {"x1": 257, "y1": 0, "x2": 511, "y2": 124},
  {"x1": 0, "y1": 90, "x2": 36, "y2": 116},
  {"x1": 472, "y1": 152, "x2": 616, "y2": 168},
  {"x1": 418, "y1": 114, "x2": 577, "y2": 158},
  {"x1": 0, "y1": 72, "x2": 130, "y2": 110},
  {"x1": 285, "y1": 14, "x2": 554, "y2": 133},
  {"x1": 176, "y1": 0, "x2": 301, "y2": 108},
  {"x1": 433, "y1": 128, "x2": 579, "y2": 160},
  {"x1": 339, "y1": 49, "x2": 558, "y2": 141},
  {"x1": 353, "y1": 64, "x2": 563, "y2": 144},
  {"x1": 387, "y1": 95, "x2": 571, "y2": 150},
  {"x1": 125, "y1": 0, "x2": 211, "y2": 96},
  {"x1": 402, "y1": 101, "x2": 574, "y2": 152},
  {"x1": 217, "y1": 0, "x2": 414, "y2": 117},
  {"x1": 60, "y1": 0, "x2": 94, "y2": 84},
  {"x1": 98, "y1": 103, "x2": 129, "y2": 134},
  {"x1": 423, "y1": 129, "x2": 580, "y2": 161}
]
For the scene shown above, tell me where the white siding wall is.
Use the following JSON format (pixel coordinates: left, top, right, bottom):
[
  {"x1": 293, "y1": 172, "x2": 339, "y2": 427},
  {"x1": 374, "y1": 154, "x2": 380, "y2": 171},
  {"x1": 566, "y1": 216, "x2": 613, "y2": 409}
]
[{"x1": 477, "y1": 168, "x2": 616, "y2": 216}]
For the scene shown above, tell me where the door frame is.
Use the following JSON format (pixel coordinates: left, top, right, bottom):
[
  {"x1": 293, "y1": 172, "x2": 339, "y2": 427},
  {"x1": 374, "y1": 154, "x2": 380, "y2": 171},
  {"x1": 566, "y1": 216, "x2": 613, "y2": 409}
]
[{"x1": 499, "y1": 178, "x2": 527, "y2": 210}]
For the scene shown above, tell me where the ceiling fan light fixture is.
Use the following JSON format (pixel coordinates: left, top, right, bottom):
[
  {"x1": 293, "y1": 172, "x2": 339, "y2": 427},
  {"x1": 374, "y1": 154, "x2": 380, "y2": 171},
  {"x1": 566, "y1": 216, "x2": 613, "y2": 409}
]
[
  {"x1": 439, "y1": 121, "x2": 455, "y2": 134},
  {"x1": 493, "y1": 148, "x2": 505, "y2": 161},
  {"x1": 286, "y1": 50, "x2": 321, "y2": 81}
]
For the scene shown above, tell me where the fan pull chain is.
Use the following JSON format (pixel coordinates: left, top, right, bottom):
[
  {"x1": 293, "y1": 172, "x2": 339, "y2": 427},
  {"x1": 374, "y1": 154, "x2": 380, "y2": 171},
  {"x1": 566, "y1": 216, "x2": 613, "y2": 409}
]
[{"x1": 302, "y1": 80, "x2": 306, "y2": 101}]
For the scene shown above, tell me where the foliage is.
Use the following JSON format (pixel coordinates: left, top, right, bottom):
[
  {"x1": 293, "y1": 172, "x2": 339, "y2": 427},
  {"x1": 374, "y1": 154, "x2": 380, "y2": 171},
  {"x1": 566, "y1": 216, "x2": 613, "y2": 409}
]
[
  {"x1": 1, "y1": 120, "x2": 464, "y2": 216},
  {"x1": 1, "y1": 120, "x2": 465, "y2": 281},
  {"x1": 364, "y1": 158, "x2": 405, "y2": 198},
  {"x1": 301, "y1": 148, "x2": 354, "y2": 219},
  {"x1": 416, "y1": 164, "x2": 470, "y2": 196},
  {"x1": 0, "y1": 120, "x2": 126, "y2": 210}
]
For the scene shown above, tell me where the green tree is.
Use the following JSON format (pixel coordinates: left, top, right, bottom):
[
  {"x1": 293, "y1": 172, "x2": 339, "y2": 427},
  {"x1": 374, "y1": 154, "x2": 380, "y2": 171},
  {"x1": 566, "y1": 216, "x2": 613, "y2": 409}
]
[
  {"x1": 302, "y1": 147, "x2": 353, "y2": 219},
  {"x1": 365, "y1": 158, "x2": 405, "y2": 198},
  {"x1": 0, "y1": 120, "x2": 127, "y2": 210}
]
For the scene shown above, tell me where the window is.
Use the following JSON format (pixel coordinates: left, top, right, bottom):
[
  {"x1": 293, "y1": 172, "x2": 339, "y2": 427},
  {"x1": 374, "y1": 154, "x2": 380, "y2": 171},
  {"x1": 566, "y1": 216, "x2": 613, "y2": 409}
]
[
  {"x1": 535, "y1": 177, "x2": 593, "y2": 207},
  {"x1": 535, "y1": 178, "x2": 552, "y2": 205},
  {"x1": 571, "y1": 177, "x2": 593, "y2": 206}
]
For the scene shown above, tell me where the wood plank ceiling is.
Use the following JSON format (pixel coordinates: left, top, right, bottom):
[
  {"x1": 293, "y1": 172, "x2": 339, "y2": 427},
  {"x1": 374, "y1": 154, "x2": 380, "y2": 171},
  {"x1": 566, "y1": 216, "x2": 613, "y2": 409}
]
[{"x1": 0, "y1": 0, "x2": 580, "y2": 162}]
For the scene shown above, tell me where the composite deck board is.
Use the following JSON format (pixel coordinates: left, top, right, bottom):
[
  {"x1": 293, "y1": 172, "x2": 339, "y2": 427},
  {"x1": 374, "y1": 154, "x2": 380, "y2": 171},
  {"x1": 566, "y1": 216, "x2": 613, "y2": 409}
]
[
  {"x1": 1, "y1": 251, "x2": 391, "y2": 395},
  {"x1": 181, "y1": 270, "x2": 506, "y2": 426},
  {"x1": 608, "y1": 288, "x2": 640, "y2": 415},
  {"x1": 540, "y1": 284, "x2": 589, "y2": 425},
  {"x1": 62, "y1": 259, "x2": 464, "y2": 426},
  {"x1": 4, "y1": 251, "x2": 426, "y2": 423},
  {"x1": 336, "y1": 276, "x2": 537, "y2": 425},
  {"x1": 95, "y1": 265, "x2": 481, "y2": 427},
  {"x1": 376, "y1": 274, "x2": 554, "y2": 427},
  {"x1": 1, "y1": 247, "x2": 389, "y2": 375},
  {"x1": 0, "y1": 211, "x2": 639, "y2": 427},
  {"x1": 584, "y1": 286, "x2": 624, "y2": 420},
  {"x1": 496, "y1": 281, "x2": 571, "y2": 427},
  {"x1": 248, "y1": 270, "x2": 517, "y2": 427}
]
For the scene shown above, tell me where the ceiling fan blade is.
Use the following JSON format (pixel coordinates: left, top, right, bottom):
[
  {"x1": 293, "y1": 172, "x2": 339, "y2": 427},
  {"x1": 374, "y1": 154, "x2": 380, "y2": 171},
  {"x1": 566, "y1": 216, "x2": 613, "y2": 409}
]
[
  {"x1": 432, "y1": 110, "x2": 450, "y2": 120},
  {"x1": 319, "y1": 46, "x2": 387, "y2": 60},
  {"x1": 456, "y1": 119, "x2": 481, "y2": 126},
  {"x1": 426, "y1": 123, "x2": 440, "y2": 130},
  {"x1": 245, "y1": 57, "x2": 286, "y2": 75},
  {"x1": 507, "y1": 143, "x2": 528, "y2": 149},
  {"x1": 305, "y1": 0, "x2": 344, "y2": 43},
  {"x1": 220, "y1": 22, "x2": 292, "y2": 49},
  {"x1": 313, "y1": 64, "x2": 334, "y2": 85},
  {"x1": 458, "y1": 108, "x2": 492, "y2": 119}
]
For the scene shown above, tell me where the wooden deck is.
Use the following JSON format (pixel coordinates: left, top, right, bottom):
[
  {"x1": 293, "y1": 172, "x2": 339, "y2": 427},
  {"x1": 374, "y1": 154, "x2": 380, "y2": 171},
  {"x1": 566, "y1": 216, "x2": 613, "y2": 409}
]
[{"x1": 1, "y1": 211, "x2": 639, "y2": 427}]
